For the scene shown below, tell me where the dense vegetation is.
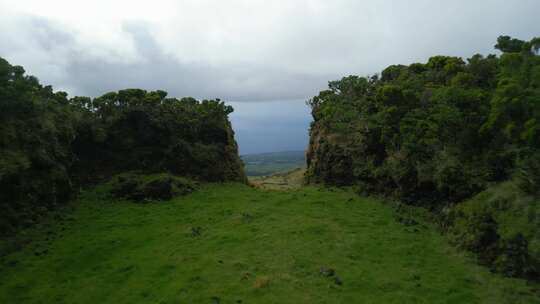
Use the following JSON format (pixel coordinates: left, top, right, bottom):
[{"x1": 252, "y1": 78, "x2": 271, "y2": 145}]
[
  {"x1": 2, "y1": 35, "x2": 539, "y2": 302},
  {"x1": 306, "y1": 36, "x2": 540, "y2": 279},
  {"x1": 110, "y1": 172, "x2": 198, "y2": 202},
  {"x1": 0, "y1": 57, "x2": 245, "y2": 236},
  {"x1": 1, "y1": 183, "x2": 538, "y2": 303}
]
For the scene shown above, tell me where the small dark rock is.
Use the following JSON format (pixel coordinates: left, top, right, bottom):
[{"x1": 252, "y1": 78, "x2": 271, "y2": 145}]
[
  {"x1": 241, "y1": 272, "x2": 251, "y2": 280},
  {"x1": 334, "y1": 276, "x2": 343, "y2": 285},
  {"x1": 320, "y1": 267, "x2": 335, "y2": 277},
  {"x1": 396, "y1": 216, "x2": 418, "y2": 226},
  {"x1": 241, "y1": 213, "x2": 253, "y2": 223},
  {"x1": 191, "y1": 227, "x2": 202, "y2": 237},
  {"x1": 6, "y1": 260, "x2": 18, "y2": 267},
  {"x1": 140, "y1": 291, "x2": 151, "y2": 298}
]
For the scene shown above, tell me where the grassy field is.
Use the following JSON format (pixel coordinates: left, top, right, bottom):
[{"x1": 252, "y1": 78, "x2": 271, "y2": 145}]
[
  {"x1": 1, "y1": 183, "x2": 539, "y2": 303},
  {"x1": 249, "y1": 168, "x2": 306, "y2": 190},
  {"x1": 241, "y1": 151, "x2": 305, "y2": 176}
]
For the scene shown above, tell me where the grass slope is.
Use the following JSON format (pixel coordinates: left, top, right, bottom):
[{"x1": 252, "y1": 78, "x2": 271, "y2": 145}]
[
  {"x1": 249, "y1": 168, "x2": 306, "y2": 190},
  {"x1": 1, "y1": 183, "x2": 538, "y2": 303}
]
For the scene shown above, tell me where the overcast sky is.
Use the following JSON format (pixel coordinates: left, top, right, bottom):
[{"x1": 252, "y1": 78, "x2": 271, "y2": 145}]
[{"x1": 1, "y1": 0, "x2": 539, "y2": 153}]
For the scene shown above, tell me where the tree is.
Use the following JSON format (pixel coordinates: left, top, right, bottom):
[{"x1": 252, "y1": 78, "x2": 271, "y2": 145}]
[{"x1": 495, "y1": 35, "x2": 526, "y2": 53}]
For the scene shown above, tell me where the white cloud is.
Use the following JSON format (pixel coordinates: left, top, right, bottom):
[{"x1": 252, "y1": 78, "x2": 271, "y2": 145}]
[{"x1": 0, "y1": 0, "x2": 539, "y2": 100}]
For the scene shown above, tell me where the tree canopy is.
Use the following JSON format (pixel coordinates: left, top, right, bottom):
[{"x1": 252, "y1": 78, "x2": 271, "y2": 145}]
[
  {"x1": 307, "y1": 35, "x2": 540, "y2": 205},
  {"x1": 0, "y1": 57, "x2": 245, "y2": 235},
  {"x1": 305, "y1": 36, "x2": 540, "y2": 278}
]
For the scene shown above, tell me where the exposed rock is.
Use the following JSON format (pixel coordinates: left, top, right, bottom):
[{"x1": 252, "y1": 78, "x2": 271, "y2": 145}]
[
  {"x1": 190, "y1": 227, "x2": 202, "y2": 237},
  {"x1": 320, "y1": 267, "x2": 335, "y2": 277}
]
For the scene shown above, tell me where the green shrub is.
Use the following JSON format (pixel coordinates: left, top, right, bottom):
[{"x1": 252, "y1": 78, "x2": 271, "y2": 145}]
[
  {"x1": 515, "y1": 151, "x2": 540, "y2": 195},
  {"x1": 448, "y1": 206, "x2": 500, "y2": 264},
  {"x1": 493, "y1": 233, "x2": 535, "y2": 278},
  {"x1": 306, "y1": 36, "x2": 540, "y2": 280},
  {"x1": 110, "y1": 173, "x2": 197, "y2": 202},
  {"x1": 0, "y1": 56, "x2": 245, "y2": 235},
  {"x1": 447, "y1": 182, "x2": 539, "y2": 280},
  {"x1": 306, "y1": 36, "x2": 540, "y2": 207}
]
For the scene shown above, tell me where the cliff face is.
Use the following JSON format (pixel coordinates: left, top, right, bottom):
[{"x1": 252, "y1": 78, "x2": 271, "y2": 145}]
[
  {"x1": 305, "y1": 123, "x2": 355, "y2": 186},
  {"x1": 204, "y1": 121, "x2": 247, "y2": 183}
]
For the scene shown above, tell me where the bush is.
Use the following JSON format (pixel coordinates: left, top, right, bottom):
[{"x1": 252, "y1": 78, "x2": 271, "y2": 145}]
[
  {"x1": 110, "y1": 173, "x2": 197, "y2": 202},
  {"x1": 447, "y1": 182, "x2": 539, "y2": 280},
  {"x1": 306, "y1": 36, "x2": 540, "y2": 208},
  {"x1": 0, "y1": 56, "x2": 245, "y2": 236},
  {"x1": 0, "y1": 58, "x2": 77, "y2": 236},
  {"x1": 448, "y1": 206, "x2": 500, "y2": 265},
  {"x1": 515, "y1": 151, "x2": 540, "y2": 195},
  {"x1": 449, "y1": 208, "x2": 538, "y2": 277},
  {"x1": 493, "y1": 233, "x2": 536, "y2": 278}
]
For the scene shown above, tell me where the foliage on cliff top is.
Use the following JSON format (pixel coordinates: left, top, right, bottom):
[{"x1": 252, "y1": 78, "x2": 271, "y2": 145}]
[
  {"x1": 305, "y1": 35, "x2": 540, "y2": 279},
  {"x1": 0, "y1": 57, "x2": 245, "y2": 236},
  {"x1": 306, "y1": 35, "x2": 540, "y2": 205}
]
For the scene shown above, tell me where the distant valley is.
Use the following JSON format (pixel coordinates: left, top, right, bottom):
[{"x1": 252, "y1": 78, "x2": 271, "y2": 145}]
[{"x1": 241, "y1": 151, "x2": 305, "y2": 176}]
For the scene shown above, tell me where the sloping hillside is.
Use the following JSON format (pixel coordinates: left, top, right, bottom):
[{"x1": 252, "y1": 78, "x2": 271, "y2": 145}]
[{"x1": 1, "y1": 183, "x2": 538, "y2": 303}]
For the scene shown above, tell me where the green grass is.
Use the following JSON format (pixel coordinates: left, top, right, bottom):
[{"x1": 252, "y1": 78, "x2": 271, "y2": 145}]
[
  {"x1": 249, "y1": 168, "x2": 306, "y2": 190},
  {"x1": 1, "y1": 183, "x2": 538, "y2": 303}
]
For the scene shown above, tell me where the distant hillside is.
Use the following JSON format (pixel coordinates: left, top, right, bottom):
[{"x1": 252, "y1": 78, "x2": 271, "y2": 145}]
[{"x1": 241, "y1": 150, "x2": 305, "y2": 176}]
